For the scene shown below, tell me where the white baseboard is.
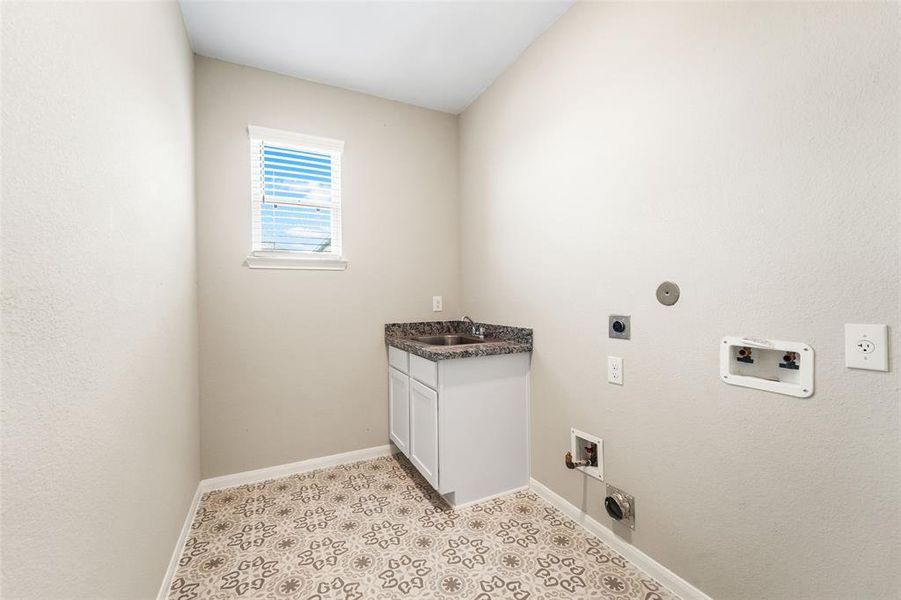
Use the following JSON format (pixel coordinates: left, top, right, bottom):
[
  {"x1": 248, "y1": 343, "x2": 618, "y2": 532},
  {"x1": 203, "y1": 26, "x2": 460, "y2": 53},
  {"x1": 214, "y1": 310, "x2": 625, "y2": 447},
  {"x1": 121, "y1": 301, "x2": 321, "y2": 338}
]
[
  {"x1": 530, "y1": 478, "x2": 712, "y2": 600},
  {"x1": 198, "y1": 444, "x2": 395, "y2": 492},
  {"x1": 156, "y1": 485, "x2": 203, "y2": 600},
  {"x1": 447, "y1": 484, "x2": 530, "y2": 510},
  {"x1": 158, "y1": 444, "x2": 395, "y2": 600}
]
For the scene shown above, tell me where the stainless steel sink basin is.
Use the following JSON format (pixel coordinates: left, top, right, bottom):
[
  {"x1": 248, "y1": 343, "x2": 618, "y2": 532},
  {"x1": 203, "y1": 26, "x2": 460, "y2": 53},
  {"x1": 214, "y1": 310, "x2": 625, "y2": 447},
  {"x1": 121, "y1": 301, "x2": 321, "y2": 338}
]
[{"x1": 412, "y1": 334, "x2": 493, "y2": 346}]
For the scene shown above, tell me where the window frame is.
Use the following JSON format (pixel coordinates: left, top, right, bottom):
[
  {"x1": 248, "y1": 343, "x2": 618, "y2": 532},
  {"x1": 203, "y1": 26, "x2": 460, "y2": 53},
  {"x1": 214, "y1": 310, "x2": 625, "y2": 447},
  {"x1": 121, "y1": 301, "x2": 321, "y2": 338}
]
[{"x1": 245, "y1": 125, "x2": 348, "y2": 271}]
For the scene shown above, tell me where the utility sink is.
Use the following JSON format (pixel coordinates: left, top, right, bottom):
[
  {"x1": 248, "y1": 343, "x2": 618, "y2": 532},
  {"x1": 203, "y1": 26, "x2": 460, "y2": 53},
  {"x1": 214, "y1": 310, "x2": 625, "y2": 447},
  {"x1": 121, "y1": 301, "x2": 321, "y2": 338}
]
[{"x1": 413, "y1": 334, "x2": 494, "y2": 346}]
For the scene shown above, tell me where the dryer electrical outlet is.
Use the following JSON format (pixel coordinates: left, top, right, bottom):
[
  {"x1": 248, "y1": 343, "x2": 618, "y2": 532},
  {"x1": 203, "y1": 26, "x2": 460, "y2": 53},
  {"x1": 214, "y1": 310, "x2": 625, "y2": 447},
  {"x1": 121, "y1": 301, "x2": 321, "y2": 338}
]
[{"x1": 845, "y1": 324, "x2": 888, "y2": 371}]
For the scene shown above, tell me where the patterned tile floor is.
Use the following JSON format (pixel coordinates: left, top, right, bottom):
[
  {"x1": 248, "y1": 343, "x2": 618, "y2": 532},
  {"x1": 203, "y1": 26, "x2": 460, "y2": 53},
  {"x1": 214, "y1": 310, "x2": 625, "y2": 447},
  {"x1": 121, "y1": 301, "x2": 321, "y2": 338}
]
[{"x1": 169, "y1": 454, "x2": 678, "y2": 600}]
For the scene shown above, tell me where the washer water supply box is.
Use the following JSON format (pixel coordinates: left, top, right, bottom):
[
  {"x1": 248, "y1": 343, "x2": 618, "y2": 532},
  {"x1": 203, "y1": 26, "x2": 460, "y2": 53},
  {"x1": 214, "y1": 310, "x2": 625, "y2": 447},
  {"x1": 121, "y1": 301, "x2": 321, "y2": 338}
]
[{"x1": 720, "y1": 336, "x2": 814, "y2": 398}]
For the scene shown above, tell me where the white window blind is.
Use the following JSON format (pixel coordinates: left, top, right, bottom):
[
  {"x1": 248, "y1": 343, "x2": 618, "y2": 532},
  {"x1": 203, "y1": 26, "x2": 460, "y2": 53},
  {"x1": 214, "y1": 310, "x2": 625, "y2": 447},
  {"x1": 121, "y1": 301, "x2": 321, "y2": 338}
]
[{"x1": 249, "y1": 126, "x2": 344, "y2": 257}]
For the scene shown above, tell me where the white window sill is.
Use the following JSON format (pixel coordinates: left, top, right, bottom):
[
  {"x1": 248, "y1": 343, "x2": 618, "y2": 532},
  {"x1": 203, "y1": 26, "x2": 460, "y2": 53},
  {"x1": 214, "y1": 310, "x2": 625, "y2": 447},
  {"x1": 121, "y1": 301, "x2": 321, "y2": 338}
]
[{"x1": 244, "y1": 253, "x2": 349, "y2": 271}]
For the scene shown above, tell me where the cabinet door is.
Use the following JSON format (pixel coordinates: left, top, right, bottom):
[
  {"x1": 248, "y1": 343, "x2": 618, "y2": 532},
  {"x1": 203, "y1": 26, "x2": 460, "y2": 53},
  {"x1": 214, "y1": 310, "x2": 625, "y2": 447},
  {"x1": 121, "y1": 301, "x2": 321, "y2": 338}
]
[
  {"x1": 409, "y1": 379, "x2": 439, "y2": 488},
  {"x1": 388, "y1": 367, "x2": 410, "y2": 456}
]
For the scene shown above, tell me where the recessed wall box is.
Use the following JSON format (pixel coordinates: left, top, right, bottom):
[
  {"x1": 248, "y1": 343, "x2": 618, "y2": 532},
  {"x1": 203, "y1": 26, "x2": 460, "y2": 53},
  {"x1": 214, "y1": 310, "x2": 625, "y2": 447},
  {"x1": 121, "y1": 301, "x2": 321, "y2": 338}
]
[
  {"x1": 609, "y1": 315, "x2": 630, "y2": 340},
  {"x1": 720, "y1": 336, "x2": 814, "y2": 398},
  {"x1": 570, "y1": 428, "x2": 604, "y2": 482}
]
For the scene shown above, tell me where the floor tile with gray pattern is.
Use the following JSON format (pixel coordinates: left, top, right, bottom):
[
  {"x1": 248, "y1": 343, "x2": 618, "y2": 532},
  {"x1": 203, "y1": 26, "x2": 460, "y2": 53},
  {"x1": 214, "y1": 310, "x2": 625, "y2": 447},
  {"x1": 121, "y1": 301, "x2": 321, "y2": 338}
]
[{"x1": 169, "y1": 454, "x2": 678, "y2": 599}]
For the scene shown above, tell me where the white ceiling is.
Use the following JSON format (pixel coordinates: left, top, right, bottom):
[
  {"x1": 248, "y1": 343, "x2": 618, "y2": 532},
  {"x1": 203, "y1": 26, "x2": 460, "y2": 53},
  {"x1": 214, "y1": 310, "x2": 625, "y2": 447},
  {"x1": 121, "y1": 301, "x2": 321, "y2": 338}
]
[{"x1": 179, "y1": 1, "x2": 573, "y2": 114}]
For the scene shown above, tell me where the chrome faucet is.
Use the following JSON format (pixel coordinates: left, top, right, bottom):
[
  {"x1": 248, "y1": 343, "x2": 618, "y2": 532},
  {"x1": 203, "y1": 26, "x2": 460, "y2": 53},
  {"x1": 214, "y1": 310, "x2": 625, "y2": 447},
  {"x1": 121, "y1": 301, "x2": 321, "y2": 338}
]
[{"x1": 461, "y1": 315, "x2": 485, "y2": 338}]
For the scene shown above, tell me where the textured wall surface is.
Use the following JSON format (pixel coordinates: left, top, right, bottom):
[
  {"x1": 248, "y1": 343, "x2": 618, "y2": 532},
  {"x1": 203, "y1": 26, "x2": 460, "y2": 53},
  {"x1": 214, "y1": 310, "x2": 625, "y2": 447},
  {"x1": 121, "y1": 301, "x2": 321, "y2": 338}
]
[
  {"x1": 459, "y1": 3, "x2": 900, "y2": 599},
  {"x1": 194, "y1": 58, "x2": 460, "y2": 477},
  {"x1": 1, "y1": 2, "x2": 199, "y2": 598}
]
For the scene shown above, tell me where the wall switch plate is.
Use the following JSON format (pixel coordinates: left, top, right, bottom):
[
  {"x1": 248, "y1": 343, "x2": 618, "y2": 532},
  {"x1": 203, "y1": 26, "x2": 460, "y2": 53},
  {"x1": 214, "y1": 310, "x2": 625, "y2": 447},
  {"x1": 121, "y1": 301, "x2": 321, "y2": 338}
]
[
  {"x1": 609, "y1": 315, "x2": 630, "y2": 339},
  {"x1": 845, "y1": 324, "x2": 888, "y2": 371},
  {"x1": 607, "y1": 356, "x2": 623, "y2": 385},
  {"x1": 432, "y1": 296, "x2": 443, "y2": 312}
]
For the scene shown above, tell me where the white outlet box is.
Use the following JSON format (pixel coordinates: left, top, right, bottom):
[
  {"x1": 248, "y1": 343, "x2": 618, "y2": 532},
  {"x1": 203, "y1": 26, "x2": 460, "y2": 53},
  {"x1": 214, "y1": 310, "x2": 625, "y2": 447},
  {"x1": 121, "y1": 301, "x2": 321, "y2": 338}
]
[
  {"x1": 845, "y1": 324, "x2": 888, "y2": 371},
  {"x1": 608, "y1": 356, "x2": 623, "y2": 385},
  {"x1": 570, "y1": 428, "x2": 604, "y2": 481},
  {"x1": 720, "y1": 336, "x2": 814, "y2": 398},
  {"x1": 432, "y1": 296, "x2": 443, "y2": 312}
]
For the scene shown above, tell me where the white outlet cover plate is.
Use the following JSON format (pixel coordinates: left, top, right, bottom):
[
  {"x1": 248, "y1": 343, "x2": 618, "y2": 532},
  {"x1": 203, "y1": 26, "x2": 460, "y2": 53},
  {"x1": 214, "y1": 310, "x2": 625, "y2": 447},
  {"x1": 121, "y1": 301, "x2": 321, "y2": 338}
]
[
  {"x1": 845, "y1": 324, "x2": 888, "y2": 371},
  {"x1": 607, "y1": 356, "x2": 623, "y2": 385},
  {"x1": 432, "y1": 296, "x2": 443, "y2": 312}
]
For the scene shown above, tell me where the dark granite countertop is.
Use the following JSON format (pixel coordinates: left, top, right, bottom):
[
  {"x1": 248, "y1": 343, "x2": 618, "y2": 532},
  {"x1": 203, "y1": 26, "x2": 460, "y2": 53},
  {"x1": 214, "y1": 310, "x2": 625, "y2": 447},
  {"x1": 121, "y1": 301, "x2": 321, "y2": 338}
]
[{"x1": 385, "y1": 321, "x2": 532, "y2": 361}]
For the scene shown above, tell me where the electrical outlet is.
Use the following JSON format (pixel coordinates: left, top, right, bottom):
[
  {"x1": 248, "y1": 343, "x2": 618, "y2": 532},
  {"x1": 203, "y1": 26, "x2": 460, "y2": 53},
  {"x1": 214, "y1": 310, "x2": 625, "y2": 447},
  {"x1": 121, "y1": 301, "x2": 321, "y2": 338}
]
[
  {"x1": 845, "y1": 324, "x2": 888, "y2": 371},
  {"x1": 432, "y1": 296, "x2": 443, "y2": 312},
  {"x1": 607, "y1": 356, "x2": 623, "y2": 385}
]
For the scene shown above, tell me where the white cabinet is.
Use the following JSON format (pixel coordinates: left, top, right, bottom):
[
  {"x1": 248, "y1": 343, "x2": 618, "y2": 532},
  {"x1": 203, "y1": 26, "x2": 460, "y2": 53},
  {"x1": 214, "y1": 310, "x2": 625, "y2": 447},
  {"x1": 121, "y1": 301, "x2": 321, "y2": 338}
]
[
  {"x1": 388, "y1": 346, "x2": 409, "y2": 372},
  {"x1": 388, "y1": 366, "x2": 410, "y2": 454},
  {"x1": 386, "y1": 347, "x2": 529, "y2": 507},
  {"x1": 409, "y1": 353, "x2": 438, "y2": 389},
  {"x1": 409, "y1": 379, "x2": 439, "y2": 488}
]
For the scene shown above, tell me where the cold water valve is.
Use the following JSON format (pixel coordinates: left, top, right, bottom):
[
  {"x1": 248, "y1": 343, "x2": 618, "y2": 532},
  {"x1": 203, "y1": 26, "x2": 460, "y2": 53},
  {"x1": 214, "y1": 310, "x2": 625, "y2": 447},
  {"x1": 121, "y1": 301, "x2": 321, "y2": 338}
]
[{"x1": 780, "y1": 352, "x2": 800, "y2": 370}]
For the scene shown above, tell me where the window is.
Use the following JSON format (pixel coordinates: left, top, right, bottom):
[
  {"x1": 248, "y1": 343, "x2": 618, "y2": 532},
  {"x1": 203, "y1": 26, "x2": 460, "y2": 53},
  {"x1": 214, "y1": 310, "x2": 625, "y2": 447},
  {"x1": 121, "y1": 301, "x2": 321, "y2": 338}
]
[{"x1": 246, "y1": 125, "x2": 347, "y2": 270}]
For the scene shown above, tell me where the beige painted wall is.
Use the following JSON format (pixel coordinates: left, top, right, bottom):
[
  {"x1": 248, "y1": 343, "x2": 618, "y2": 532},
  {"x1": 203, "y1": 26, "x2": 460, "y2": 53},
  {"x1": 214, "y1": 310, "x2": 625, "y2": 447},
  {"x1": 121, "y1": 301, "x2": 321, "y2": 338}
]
[
  {"x1": 194, "y1": 57, "x2": 460, "y2": 477},
  {"x1": 459, "y1": 3, "x2": 900, "y2": 599},
  {"x1": 1, "y1": 2, "x2": 199, "y2": 599}
]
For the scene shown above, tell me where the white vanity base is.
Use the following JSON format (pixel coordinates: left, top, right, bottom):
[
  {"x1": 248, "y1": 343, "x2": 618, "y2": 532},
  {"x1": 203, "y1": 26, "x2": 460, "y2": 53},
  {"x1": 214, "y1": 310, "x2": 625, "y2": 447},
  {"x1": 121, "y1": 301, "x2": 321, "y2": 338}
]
[{"x1": 388, "y1": 348, "x2": 530, "y2": 507}]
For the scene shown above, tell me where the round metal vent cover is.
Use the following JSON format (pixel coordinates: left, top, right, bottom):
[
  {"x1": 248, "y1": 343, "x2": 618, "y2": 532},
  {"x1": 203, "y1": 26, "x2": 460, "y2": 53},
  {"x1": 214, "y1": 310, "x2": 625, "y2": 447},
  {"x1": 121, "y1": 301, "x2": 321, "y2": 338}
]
[{"x1": 656, "y1": 281, "x2": 680, "y2": 306}]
